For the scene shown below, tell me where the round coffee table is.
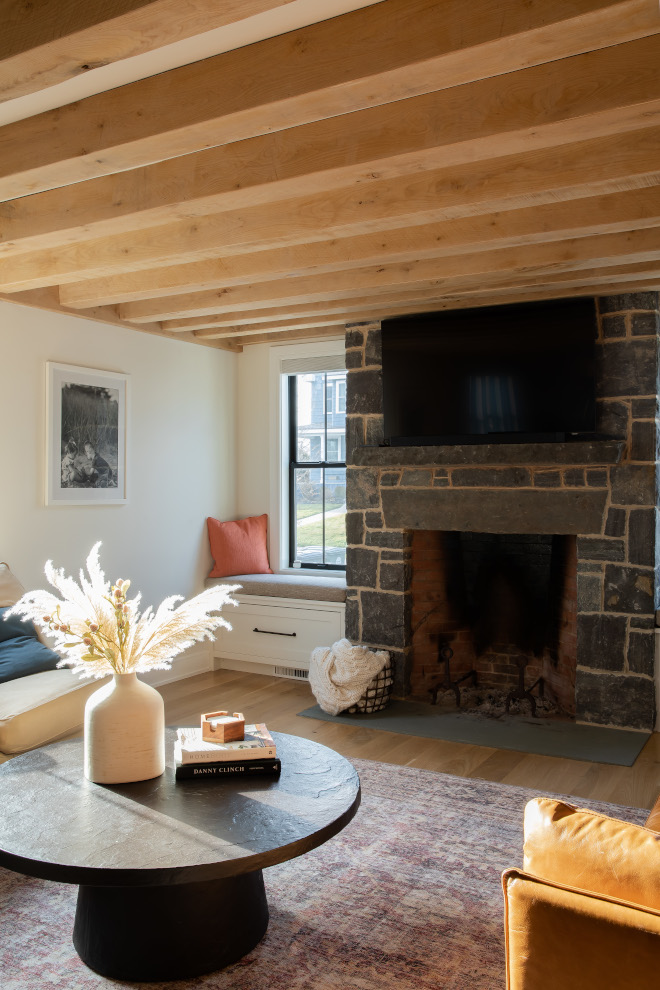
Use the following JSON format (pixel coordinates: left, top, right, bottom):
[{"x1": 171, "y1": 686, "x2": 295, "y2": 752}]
[{"x1": 0, "y1": 729, "x2": 360, "y2": 981}]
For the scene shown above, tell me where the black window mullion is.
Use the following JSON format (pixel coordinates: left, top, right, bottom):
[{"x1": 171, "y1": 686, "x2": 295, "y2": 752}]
[{"x1": 322, "y1": 466, "x2": 326, "y2": 566}]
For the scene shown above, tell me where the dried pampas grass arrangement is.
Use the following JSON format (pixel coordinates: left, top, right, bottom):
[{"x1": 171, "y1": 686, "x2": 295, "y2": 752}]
[{"x1": 4, "y1": 542, "x2": 239, "y2": 678}]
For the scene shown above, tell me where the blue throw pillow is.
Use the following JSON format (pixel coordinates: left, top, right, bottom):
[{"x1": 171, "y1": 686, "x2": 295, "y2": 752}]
[
  {"x1": 0, "y1": 632, "x2": 62, "y2": 684},
  {"x1": 0, "y1": 607, "x2": 62, "y2": 682},
  {"x1": 0, "y1": 606, "x2": 39, "y2": 643}
]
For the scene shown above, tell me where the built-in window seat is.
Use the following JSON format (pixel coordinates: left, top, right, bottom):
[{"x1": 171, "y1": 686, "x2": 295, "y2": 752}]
[{"x1": 205, "y1": 574, "x2": 346, "y2": 679}]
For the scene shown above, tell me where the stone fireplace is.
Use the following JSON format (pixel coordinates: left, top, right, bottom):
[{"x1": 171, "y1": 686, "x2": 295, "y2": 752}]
[{"x1": 344, "y1": 291, "x2": 660, "y2": 732}]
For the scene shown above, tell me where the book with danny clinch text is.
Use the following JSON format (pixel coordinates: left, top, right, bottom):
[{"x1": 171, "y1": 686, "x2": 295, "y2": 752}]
[
  {"x1": 174, "y1": 724, "x2": 276, "y2": 763},
  {"x1": 175, "y1": 758, "x2": 281, "y2": 780}
]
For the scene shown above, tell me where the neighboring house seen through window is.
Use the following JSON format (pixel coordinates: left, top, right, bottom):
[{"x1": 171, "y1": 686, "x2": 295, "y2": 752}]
[{"x1": 287, "y1": 370, "x2": 347, "y2": 569}]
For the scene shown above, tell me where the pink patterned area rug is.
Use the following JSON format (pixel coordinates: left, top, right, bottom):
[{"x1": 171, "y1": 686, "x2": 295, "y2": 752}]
[{"x1": 0, "y1": 759, "x2": 647, "y2": 990}]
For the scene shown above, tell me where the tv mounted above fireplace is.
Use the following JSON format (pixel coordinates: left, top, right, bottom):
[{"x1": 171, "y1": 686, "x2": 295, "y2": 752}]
[{"x1": 381, "y1": 298, "x2": 597, "y2": 446}]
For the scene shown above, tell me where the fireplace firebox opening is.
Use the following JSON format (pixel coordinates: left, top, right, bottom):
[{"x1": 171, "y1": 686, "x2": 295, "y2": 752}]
[{"x1": 410, "y1": 531, "x2": 577, "y2": 718}]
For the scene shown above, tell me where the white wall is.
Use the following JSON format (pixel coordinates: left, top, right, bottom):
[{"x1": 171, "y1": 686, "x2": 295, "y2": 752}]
[
  {"x1": 236, "y1": 337, "x2": 345, "y2": 572},
  {"x1": 0, "y1": 301, "x2": 237, "y2": 651},
  {"x1": 236, "y1": 343, "x2": 272, "y2": 520}
]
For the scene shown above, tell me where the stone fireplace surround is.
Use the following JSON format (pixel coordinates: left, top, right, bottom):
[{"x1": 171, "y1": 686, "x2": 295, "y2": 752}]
[{"x1": 344, "y1": 291, "x2": 660, "y2": 733}]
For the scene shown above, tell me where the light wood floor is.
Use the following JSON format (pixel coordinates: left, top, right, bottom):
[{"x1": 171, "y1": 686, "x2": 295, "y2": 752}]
[{"x1": 160, "y1": 668, "x2": 660, "y2": 811}]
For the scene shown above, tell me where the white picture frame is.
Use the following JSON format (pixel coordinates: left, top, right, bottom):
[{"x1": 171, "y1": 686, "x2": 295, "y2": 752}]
[{"x1": 46, "y1": 362, "x2": 128, "y2": 505}]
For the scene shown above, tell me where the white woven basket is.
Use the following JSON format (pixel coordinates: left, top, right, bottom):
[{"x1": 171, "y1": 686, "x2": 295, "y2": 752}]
[{"x1": 344, "y1": 655, "x2": 393, "y2": 714}]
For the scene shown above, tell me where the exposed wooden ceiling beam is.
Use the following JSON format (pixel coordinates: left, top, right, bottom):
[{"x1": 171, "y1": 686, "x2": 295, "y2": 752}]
[
  {"x1": 395, "y1": 270, "x2": 660, "y2": 305},
  {"x1": 1, "y1": 0, "x2": 656, "y2": 198},
  {"x1": 426, "y1": 259, "x2": 660, "y2": 297},
  {"x1": 2, "y1": 4, "x2": 659, "y2": 346},
  {"x1": 5, "y1": 124, "x2": 660, "y2": 292},
  {"x1": 163, "y1": 292, "x2": 530, "y2": 332},
  {"x1": 240, "y1": 260, "x2": 660, "y2": 321},
  {"x1": 128, "y1": 258, "x2": 660, "y2": 322},
  {"x1": 0, "y1": 285, "x2": 241, "y2": 350},
  {"x1": 361, "y1": 270, "x2": 660, "y2": 313},
  {"x1": 4, "y1": 117, "x2": 659, "y2": 260},
  {"x1": 115, "y1": 227, "x2": 660, "y2": 322},
  {"x1": 167, "y1": 260, "x2": 660, "y2": 333},
  {"x1": 57, "y1": 186, "x2": 660, "y2": 307},
  {"x1": 196, "y1": 320, "x2": 350, "y2": 340},
  {"x1": 161, "y1": 296, "x2": 456, "y2": 332},
  {"x1": 220, "y1": 325, "x2": 346, "y2": 347},
  {"x1": 416, "y1": 275, "x2": 660, "y2": 306},
  {"x1": 0, "y1": 38, "x2": 658, "y2": 233},
  {"x1": 221, "y1": 274, "x2": 660, "y2": 345},
  {"x1": 194, "y1": 317, "x2": 348, "y2": 338},
  {"x1": 0, "y1": 0, "x2": 303, "y2": 101}
]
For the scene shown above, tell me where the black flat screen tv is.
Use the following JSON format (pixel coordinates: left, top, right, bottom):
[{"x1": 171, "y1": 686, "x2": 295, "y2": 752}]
[{"x1": 381, "y1": 298, "x2": 597, "y2": 445}]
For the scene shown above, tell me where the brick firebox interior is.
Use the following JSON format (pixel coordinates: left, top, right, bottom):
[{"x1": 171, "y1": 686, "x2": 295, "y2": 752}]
[
  {"x1": 409, "y1": 529, "x2": 578, "y2": 716},
  {"x1": 344, "y1": 290, "x2": 660, "y2": 733}
]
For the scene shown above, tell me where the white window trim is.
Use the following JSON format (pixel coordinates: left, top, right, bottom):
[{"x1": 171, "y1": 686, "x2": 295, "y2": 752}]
[{"x1": 267, "y1": 337, "x2": 345, "y2": 575}]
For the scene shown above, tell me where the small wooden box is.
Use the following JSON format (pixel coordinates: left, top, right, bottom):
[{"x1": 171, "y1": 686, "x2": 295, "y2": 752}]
[{"x1": 201, "y1": 711, "x2": 245, "y2": 744}]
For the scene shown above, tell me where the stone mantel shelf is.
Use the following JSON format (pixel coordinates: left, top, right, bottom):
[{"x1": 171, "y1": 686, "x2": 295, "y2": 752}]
[{"x1": 352, "y1": 439, "x2": 625, "y2": 468}]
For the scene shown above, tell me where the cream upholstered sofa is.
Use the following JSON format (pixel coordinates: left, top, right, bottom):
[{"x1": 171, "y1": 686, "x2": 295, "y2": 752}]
[{"x1": 0, "y1": 562, "x2": 100, "y2": 760}]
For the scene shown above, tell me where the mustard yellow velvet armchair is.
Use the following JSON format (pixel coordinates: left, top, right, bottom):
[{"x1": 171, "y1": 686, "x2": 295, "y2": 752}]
[{"x1": 502, "y1": 795, "x2": 660, "y2": 990}]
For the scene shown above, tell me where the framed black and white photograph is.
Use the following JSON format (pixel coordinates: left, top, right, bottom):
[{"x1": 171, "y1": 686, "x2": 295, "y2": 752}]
[{"x1": 46, "y1": 363, "x2": 128, "y2": 505}]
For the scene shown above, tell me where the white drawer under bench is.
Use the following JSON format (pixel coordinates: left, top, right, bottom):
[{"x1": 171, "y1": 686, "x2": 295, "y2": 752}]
[{"x1": 206, "y1": 574, "x2": 346, "y2": 677}]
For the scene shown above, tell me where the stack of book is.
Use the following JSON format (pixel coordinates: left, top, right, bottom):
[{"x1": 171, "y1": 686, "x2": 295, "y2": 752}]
[{"x1": 174, "y1": 723, "x2": 280, "y2": 780}]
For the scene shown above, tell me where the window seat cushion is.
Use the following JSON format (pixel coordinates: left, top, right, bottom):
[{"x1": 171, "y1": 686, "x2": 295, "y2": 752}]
[{"x1": 205, "y1": 573, "x2": 346, "y2": 603}]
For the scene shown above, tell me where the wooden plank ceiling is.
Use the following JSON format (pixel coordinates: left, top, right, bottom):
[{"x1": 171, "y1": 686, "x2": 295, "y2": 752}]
[{"x1": 1, "y1": 0, "x2": 659, "y2": 351}]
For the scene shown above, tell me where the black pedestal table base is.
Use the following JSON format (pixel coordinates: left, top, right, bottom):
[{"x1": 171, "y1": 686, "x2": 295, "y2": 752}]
[{"x1": 73, "y1": 871, "x2": 269, "y2": 981}]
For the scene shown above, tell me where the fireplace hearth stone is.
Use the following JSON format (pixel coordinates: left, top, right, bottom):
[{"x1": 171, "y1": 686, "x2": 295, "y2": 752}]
[{"x1": 298, "y1": 702, "x2": 650, "y2": 766}]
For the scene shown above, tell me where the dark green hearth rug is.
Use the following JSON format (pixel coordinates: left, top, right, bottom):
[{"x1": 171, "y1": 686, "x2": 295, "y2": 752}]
[{"x1": 298, "y1": 700, "x2": 650, "y2": 766}]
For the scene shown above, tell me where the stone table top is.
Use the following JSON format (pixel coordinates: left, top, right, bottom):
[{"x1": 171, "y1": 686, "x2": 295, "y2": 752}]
[{"x1": 0, "y1": 730, "x2": 360, "y2": 886}]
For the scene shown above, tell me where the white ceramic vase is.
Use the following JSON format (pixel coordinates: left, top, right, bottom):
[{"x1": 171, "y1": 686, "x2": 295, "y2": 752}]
[{"x1": 84, "y1": 671, "x2": 165, "y2": 784}]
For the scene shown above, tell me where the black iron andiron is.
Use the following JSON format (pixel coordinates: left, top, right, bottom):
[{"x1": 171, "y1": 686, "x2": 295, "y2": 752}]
[
  {"x1": 430, "y1": 645, "x2": 478, "y2": 706},
  {"x1": 505, "y1": 654, "x2": 544, "y2": 717}
]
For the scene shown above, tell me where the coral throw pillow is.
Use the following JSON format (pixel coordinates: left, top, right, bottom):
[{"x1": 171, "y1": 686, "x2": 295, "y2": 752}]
[{"x1": 207, "y1": 514, "x2": 272, "y2": 578}]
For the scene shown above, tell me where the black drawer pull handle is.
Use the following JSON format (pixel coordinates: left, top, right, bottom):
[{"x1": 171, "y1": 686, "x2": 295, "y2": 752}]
[{"x1": 253, "y1": 627, "x2": 297, "y2": 637}]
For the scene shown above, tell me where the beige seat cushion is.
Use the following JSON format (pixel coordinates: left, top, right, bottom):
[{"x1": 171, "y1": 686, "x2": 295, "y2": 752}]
[
  {"x1": 206, "y1": 572, "x2": 347, "y2": 602},
  {"x1": 0, "y1": 668, "x2": 103, "y2": 755}
]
